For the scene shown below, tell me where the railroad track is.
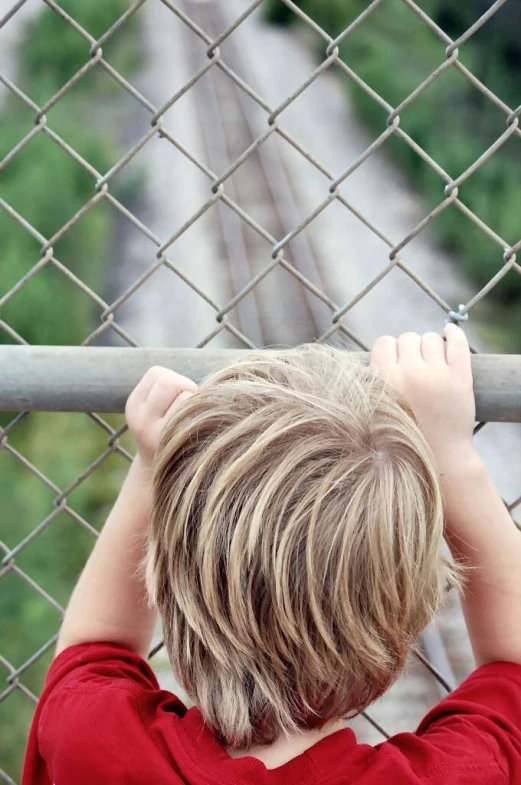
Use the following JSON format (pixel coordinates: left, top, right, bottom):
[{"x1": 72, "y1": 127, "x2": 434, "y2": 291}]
[{"x1": 181, "y1": 0, "x2": 335, "y2": 349}]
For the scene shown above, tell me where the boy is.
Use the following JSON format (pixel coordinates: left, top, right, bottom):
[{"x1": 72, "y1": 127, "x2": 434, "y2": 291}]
[{"x1": 23, "y1": 324, "x2": 521, "y2": 783}]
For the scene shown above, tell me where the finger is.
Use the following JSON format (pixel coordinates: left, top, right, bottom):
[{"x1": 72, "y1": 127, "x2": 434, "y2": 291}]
[
  {"x1": 371, "y1": 336, "x2": 397, "y2": 374},
  {"x1": 146, "y1": 372, "x2": 197, "y2": 418},
  {"x1": 444, "y1": 323, "x2": 472, "y2": 378},
  {"x1": 143, "y1": 368, "x2": 197, "y2": 403},
  {"x1": 421, "y1": 332, "x2": 447, "y2": 366},
  {"x1": 161, "y1": 390, "x2": 196, "y2": 426},
  {"x1": 397, "y1": 332, "x2": 422, "y2": 366},
  {"x1": 132, "y1": 366, "x2": 165, "y2": 403}
]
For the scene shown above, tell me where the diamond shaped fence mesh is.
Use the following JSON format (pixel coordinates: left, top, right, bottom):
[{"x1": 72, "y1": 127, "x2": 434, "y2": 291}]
[{"x1": 1, "y1": 0, "x2": 521, "y2": 781}]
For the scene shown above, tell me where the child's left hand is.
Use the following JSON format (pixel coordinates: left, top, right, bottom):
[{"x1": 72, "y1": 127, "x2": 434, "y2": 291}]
[{"x1": 125, "y1": 366, "x2": 198, "y2": 469}]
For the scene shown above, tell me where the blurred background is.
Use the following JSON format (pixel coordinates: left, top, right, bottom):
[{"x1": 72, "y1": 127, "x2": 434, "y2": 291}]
[{"x1": 1, "y1": 0, "x2": 520, "y2": 780}]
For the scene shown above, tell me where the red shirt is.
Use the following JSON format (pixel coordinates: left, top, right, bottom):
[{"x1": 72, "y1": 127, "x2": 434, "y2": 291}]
[{"x1": 23, "y1": 642, "x2": 521, "y2": 784}]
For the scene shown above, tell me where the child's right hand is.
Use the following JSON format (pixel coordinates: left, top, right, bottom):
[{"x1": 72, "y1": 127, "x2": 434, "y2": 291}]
[
  {"x1": 125, "y1": 366, "x2": 198, "y2": 471},
  {"x1": 370, "y1": 323, "x2": 476, "y2": 470}
]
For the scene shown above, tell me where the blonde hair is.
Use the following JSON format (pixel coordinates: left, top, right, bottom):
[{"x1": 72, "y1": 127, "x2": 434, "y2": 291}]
[{"x1": 147, "y1": 343, "x2": 461, "y2": 750}]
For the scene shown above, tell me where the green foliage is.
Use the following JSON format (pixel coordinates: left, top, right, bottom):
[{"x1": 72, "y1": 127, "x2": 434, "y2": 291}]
[
  {"x1": 264, "y1": 1, "x2": 296, "y2": 26},
  {"x1": 264, "y1": 0, "x2": 521, "y2": 315},
  {"x1": 0, "y1": 0, "x2": 142, "y2": 778},
  {"x1": 22, "y1": 0, "x2": 141, "y2": 90},
  {"x1": 0, "y1": 112, "x2": 113, "y2": 344},
  {"x1": 0, "y1": 0, "x2": 142, "y2": 347}
]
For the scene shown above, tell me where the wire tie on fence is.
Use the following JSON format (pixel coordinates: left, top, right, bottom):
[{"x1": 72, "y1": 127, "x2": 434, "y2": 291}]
[
  {"x1": 94, "y1": 174, "x2": 113, "y2": 195},
  {"x1": 445, "y1": 43, "x2": 459, "y2": 59},
  {"x1": 53, "y1": 492, "x2": 68, "y2": 509},
  {"x1": 266, "y1": 100, "x2": 284, "y2": 125},
  {"x1": 444, "y1": 182, "x2": 458, "y2": 199},
  {"x1": 37, "y1": 244, "x2": 55, "y2": 262},
  {"x1": 331, "y1": 306, "x2": 344, "y2": 324},
  {"x1": 325, "y1": 38, "x2": 340, "y2": 57},
  {"x1": 206, "y1": 39, "x2": 220, "y2": 59},
  {"x1": 210, "y1": 181, "x2": 225, "y2": 197},
  {"x1": 89, "y1": 37, "x2": 109, "y2": 59},
  {"x1": 505, "y1": 115, "x2": 520, "y2": 132},
  {"x1": 215, "y1": 298, "x2": 232, "y2": 323},
  {"x1": 0, "y1": 561, "x2": 13, "y2": 579},
  {"x1": 1, "y1": 550, "x2": 14, "y2": 569},
  {"x1": 206, "y1": 45, "x2": 221, "y2": 62},
  {"x1": 446, "y1": 304, "x2": 469, "y2": 324},
  {"x1": 506, "y1": 105, "x2": 521, "y2": 125},
  {"x1": 101, "y1": 309, "x2": 115, "y2": 324},
  {"x1": 503, "y1": 246, "x2": 516, "y2": 264},
  {"x1": 325, "y1": 44, "x2": 340, "y2": 59},
  {"x1": 385, "y1": 112, "x2": 401, "y2": 129},
  {"x1": 152, "y1": 114, "x2": 164, "y2": 132},
  {"x1": 107, "y1": 425, "x2": 129, "y2": 448}
]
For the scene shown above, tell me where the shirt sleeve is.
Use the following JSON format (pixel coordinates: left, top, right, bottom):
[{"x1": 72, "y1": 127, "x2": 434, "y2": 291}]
[
  {"x1": 40, "y1": 640, "x2": 163, "y2": 693},
  {"x1": 415, "y1": 661, "x2": 521, "y2": 782},
  {"x1": 22, "y1": 641, "x2": 187, "y2": 785}
]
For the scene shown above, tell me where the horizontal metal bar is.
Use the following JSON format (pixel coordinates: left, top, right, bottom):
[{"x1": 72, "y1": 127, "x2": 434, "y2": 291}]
[{"x1": 0, "y1": 346, "x2": 520, "y2": 422}]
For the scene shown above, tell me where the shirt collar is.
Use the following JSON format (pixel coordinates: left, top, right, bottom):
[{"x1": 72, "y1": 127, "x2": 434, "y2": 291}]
[{"x1": 173, "y1": 705, "x2": 358, "y2": 785}]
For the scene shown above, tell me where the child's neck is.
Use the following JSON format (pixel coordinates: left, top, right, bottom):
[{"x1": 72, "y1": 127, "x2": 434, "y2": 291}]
[{"x1": 225, "y1": 717, "x2": 350, "y2": 770}]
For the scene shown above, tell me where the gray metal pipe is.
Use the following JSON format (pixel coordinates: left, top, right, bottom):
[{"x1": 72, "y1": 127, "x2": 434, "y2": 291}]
[{"x1": 0, "y1": 345, "x2": 520, "y2": 422}]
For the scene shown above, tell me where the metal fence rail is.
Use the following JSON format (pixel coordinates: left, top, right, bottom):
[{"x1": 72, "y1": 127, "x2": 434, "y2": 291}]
[
  {"x1": 1, "y1": 0, "x2": 521, "y2": 781},
  {"x1": 1, "y1": 346, "x2": 521, "y2": 421}
]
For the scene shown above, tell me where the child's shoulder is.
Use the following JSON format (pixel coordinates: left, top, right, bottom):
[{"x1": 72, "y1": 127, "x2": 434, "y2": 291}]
[{"x1": 24, "y1": 642, "x2": 187, "y2": 784}]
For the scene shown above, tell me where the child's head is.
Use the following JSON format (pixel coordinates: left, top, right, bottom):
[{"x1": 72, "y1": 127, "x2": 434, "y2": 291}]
[{"x1": 147, "y1": 343, "x2": 461, "y2": 750}]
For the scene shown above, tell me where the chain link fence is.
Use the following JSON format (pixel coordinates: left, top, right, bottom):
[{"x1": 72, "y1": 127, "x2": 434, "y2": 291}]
[{"x1": 1, "y1": 0, "x2": 521, "y2": 781}]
